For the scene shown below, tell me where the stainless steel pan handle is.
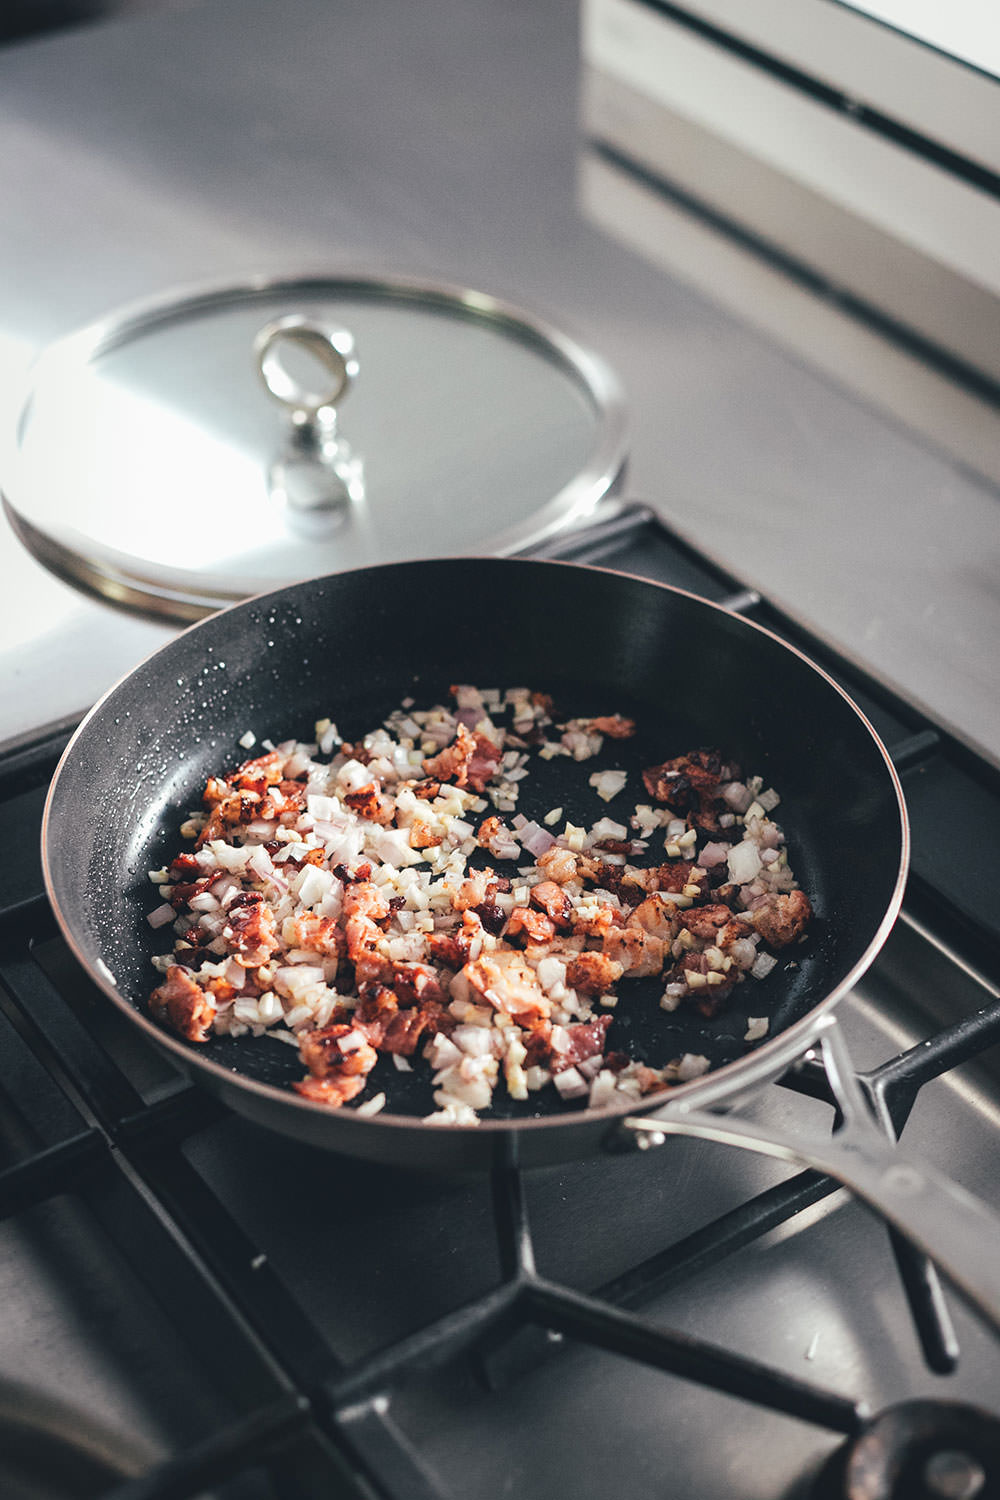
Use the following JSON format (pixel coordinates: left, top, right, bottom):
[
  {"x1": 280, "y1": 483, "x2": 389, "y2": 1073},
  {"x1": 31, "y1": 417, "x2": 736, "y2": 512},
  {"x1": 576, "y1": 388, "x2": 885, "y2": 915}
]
[{"x1": 623, "y1": 1014, "x2": 1000, "y2": 1333}]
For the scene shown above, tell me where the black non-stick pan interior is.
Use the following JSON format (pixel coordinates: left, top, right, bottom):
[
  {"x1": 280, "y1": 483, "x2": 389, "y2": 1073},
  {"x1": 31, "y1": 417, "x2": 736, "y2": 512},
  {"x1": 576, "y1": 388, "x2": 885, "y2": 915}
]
[{"x1": 46, "y1": 559, "x2": 906, "y2": 1133}]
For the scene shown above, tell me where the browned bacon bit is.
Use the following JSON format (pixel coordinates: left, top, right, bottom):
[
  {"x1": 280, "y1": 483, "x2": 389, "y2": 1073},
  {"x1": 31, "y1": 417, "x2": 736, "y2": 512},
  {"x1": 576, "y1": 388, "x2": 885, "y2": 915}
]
[
  {"x1": 422, "y1": 724, "x2": 501, "y2": 793},
  {"x1": 630, "y1": 894, "x2": 681, "y2": 943},
  {"x1": 679, "y1": 903, "x2": 743, "y2": 943},
  {"x1": 477, "y1": 815, "x2": 502, "y2": 847},
  {"x1": 150, "y1": 965, "x2": 216, "y2": 1042},
  {"x1": 594, "y1": 838, "x2": 642, "y2": 856},
  {"x1": 453, "y1": 867, "x2": 496, "y2": 913},
  {"x1": 407, "y1": 778, "x2": 440, "y2": 799},
  {"x1": 230, "y1": 750, "x2": 285, "y2": 792},
  {"x1": 294, "y1": 1074, "x2": 367, "y2": 1107},
  {"x1": 571, "y1": 903, "x2": 626, "y2": 940},
  {"x1": 299, "y1": 1022, "x2": 379, "y2": 1080},
  {"x1": 202, "y1": 776, "x2": 229, "y2": 807},
  {"x1": 565, "y1": 952, "x2": 624, "y2": 996},
  {"x1": 749, "y1": 890, "x2": 812, "y2": 948},
  {"x1": 382, "y1": 1002, "x2": 447, "y2": 1056},
  {"x1": 535, "y1": 846, "x2": 579, "y2": 885},
  {"x1": 530, "y1": 691, "x2": 554, "y2": 714},
  {"x1": 226, "y1": 895, "x2": 280, "y2": 967},
  {"x1": 169, "y1": 851, "x2": 200, "y2": 876},
  {"x1": 587, "y1": 715, "x2": 635, "y2": 739},
  {"x1": 466, "y1": 734, "x2": 501, "y2": 793},
  {"x1": 522, "y1": 1019, "x2": 554, "y2": 1068},
  {"x1": 343, "y1": 783, "x2": 396, "y2": 824},
  {"x1": 602, "y1": 925, "x2": 665, "y2": 978},
  {"x1": 470, "y1": 901, "x2": 507, "y2": 937},
  {"x1": 551, "y1": 1015, "x2": 613, "y2": 1073},
  {"x1": 353, "y1": 984, "x2": 398, "y2": 1042},
  {"x1": 642, "y1": 748, "x2": 728, "y2": 832},
  {"x1": 390, "y1": 962, "x2": 445, "y2": 1007},
  {"x1": 506, "y1": 906, "x2": 557, "y2": 944},
  {"x1": 282, "y1": 913, "x2": 343, "y2": 958},
  {"x1": 409, "y1": 818, "x2": 444, "y2": 850},
  {"x1": 197, "y1": 790, "x2": 262, "y2": 847},
  {"x1": 462, "y1": 951, "x2": 550, "y2": 1022},
  {"x1": 422, "y1": 723, "x2": 475, "y2": 786},
  {"x1": 650, "y1": 860, "x2": 706, "y2": 896},
  {"x1": 576, "y1": 855, "x2": 647, "y2": 905},
  {"x1": 530, "y1": 881, "x2": 573, "y2": 928},
  {"x1": 169, "y1": 875, "x2": 213, "y2": 909},
  {"x1": 342, "y1": 882, "x2": 390, "y2": 922},
  {"x1": 345, "y1": 916, "x2": 392, "y2": 986}
]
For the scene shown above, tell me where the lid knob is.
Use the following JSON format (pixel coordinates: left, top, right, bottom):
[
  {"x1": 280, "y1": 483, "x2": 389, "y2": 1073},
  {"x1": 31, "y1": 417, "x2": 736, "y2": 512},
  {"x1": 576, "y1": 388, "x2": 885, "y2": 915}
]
[
  {"x1": 254, "y1": 314, "x2": 359, "y2": 425},
  {"x1": 253, "y1": 315, "x2": 364, "y2": 523}
]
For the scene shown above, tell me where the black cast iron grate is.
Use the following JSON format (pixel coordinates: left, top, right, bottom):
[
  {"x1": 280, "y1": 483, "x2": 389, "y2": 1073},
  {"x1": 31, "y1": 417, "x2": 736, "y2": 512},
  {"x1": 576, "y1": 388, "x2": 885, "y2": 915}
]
[{"x1": 0, "y1": 505, "x2": 998, "y2": 1499}]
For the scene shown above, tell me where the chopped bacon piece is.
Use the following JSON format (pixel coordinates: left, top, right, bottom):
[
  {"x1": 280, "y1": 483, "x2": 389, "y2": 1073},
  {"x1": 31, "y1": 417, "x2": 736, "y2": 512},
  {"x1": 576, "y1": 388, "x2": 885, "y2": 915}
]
[
  {"x1": 407, "y1": 778, "x2": 441, "y2": 799},
  {"x1": 226, "y1": 895, "x2": 280, "y2": 967},
  {"x1": 391, "y1": 962, "x2": 445, "y2": 1007},
  {"x1": 169, "y1": 874, "x2": 214, "y2": 909},
  {"x1": 587, "y1": 715, "x2": 635, "y2": 738},
  {"x1": 150, "y1": 966, "x2": 216, "y2": 1042},
  {"x1": 651, "y1": 860, "x2": 706, "y2": 896},
  {"x1": 423, "y1": 723, "x2": 476, "y2": 786},
  {"x1": 602, "y1": 925, "x2": 665, "y2": 977},
  {"x1": 570, "y1": 903, "x2": 625, "y2": 940},
  {"x1": 354, "y1": 985, "x2": 399, "y2": 1045},
  {"x1": 578, "y1": 858, "x2": 647, "y2": 906},
  {"x1": 477, "y1": 815, "x2": 502, "y2": 847},
  {"x1": 299, "y1": 1022, "x2": 379, "y2": 1079},
  {"x1": 530, "y1": 881, "x2": 573, "y2": 928},
  {"x1": 422, "y1": 724, "x2": 501, "y2": 792},
  {"x1": 522, "y1": 1019, "x2": 553, "y2": 1068},
  {"x1": 342, "y1": 882, "x2": 390, "y2": 922},
  {"x1": 466, "y1": 734, "x2": 501, "y2": 792},
  {"x1": 409, "y1": 818, "x2": 444, "y2": 849},
  {"x1": 749, "y1": 890, "x2": 812, "y2": 948},
  {"x1": 345, "y1": 914, "x2": 392, "y2": 985},
  {"x1": 343, "y1": 782, "x2": 395, "y2": 824},
  {"x1": 197, "y1": 790, "x2": 263, "y2": 847},
  {"x1": 506, "y1": 906, "x2": 557, "y2": 944},
  {"x1": 642, "y1": 749, "x2": 728, "y2": 832},
  {"x1": 535, "y1": 846, "x2": 580, "y2": 885},
  {"x1": 382, "y1": 1001, "x2": 446, "y2": 1055},
  {"x1": 461, "y1": 951, "x2": 550, "y2": 1022},
  {"x1": 230, "y1": 750, "x2": 285, "y2": 791},
  {"x1": 453, "y1": 867, "x2": 495, "y2": 913},
  {"x1": 565, "y1": 952, "x2": 624, "y2": 995},
  {"x1": 282, "y1": 912, "x2": 343, "y2": 958},
  {"x1": 550, "y1": 1015, "x2": 613, "y2": 1073},
  {"x1": 428, "y1": 910, "x2": 485, "y2": 970},
  {"x1": 679, "y1": 903, "x2": 740, "y2": 942},
  {"x1": 631, "y1": 894, "x2": 681, "y2": 942},
  {"x1": 293, "y1": 1074, "x2": 367, "y2": 1107},
  {"x1": 471, "y1": 900, "x2": 507, "y2": 936}
]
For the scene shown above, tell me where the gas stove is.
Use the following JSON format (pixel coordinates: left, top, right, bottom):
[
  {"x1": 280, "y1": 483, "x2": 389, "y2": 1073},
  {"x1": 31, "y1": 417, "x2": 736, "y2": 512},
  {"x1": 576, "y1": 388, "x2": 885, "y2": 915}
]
[{"x1": 2, "y1": 505, "x2": 999, "y2": 1500}]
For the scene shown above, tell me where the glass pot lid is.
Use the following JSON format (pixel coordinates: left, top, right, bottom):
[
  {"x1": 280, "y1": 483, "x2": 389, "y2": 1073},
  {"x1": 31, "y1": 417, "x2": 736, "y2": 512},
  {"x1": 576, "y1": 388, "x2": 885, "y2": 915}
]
[{"x1": 1, "y1": 271, "x2": 628, "y2": 622}]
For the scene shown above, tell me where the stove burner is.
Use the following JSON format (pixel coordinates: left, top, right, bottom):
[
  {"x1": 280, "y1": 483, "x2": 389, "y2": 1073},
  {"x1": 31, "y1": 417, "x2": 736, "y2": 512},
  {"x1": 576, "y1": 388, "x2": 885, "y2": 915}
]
[{"x1": 816, "y1": 1403, "x2": 1000, "y2": 1500}]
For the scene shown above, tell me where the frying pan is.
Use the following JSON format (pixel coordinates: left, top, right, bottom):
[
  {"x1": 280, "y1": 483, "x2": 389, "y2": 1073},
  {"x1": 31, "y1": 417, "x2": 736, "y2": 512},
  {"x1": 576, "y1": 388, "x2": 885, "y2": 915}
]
[{"x1": 41, "y1": 558, "x2": 1000, "y2": 1325}]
